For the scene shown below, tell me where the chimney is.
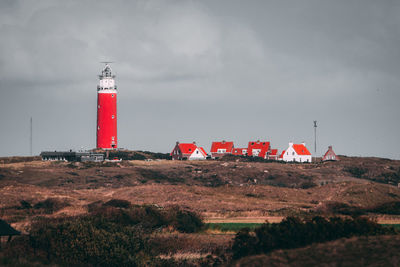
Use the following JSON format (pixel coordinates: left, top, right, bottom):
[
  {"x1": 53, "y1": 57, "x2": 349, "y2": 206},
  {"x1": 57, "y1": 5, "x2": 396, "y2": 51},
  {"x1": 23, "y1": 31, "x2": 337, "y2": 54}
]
[
  {"x1": 193, "y1": 141, "x2": 196, "y2": 144},
  {"x1": 176, "y1": 141, "x2": 179, "y2": 145},
  {"x1": 328, "y1": 145, "x2": 332, "y2": 150},
  {"x1": 301, "y1": 142, "x2": 306, "y2": 146},
  {"x1": 289, "y1": 142, "x2": 293, "y2": 147}
]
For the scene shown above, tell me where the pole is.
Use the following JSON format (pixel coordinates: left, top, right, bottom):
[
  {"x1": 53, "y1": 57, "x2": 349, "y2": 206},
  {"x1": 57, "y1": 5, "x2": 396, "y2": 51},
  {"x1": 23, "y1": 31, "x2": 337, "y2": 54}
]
[
  {"x1": 313, "y1": 120, "x2": 317, "y2": 162},
  {"x1": 30, "y1": 117, "x2": 33, "y2": 156}
]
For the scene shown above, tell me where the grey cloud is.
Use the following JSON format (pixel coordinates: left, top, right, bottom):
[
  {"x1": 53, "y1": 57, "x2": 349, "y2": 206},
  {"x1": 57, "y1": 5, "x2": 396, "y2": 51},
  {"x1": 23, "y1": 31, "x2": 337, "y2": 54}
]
[{"x1": 0, "y1": 0, "x2": 399, "y2": 159}]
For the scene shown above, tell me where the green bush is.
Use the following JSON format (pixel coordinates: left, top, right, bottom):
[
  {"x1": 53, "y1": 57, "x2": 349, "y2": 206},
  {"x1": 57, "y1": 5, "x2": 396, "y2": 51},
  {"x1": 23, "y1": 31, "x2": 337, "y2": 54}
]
[
  {"x1": 299, "y1": 181, "x2": 318, "y2": 189},
  {"x1": 28, "y1": 217, "x2": 149, "y2": 266},
  {"x1": 33, "y1": 198, "x2": 70, "y2": 214},
  {"x1": 345, "y1": 167, "x2": 367, "y2": 178},
  {"x1": 369, "y1": 201, "x2": 400, "y2": 215},
  {"x1": 232, "y1": 216, "x2": 395, "y2": 259},
  {"x1": 103, "y1": 199, "x2": 131, "y2": 208},
  {"x1": 174, "y1": 210, "x2": 204, "y2": 233}
]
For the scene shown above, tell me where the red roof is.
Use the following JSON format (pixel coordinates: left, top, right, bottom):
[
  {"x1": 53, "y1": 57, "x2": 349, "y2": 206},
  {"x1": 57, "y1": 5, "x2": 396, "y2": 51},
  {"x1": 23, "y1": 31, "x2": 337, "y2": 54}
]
[
  {"x1": 199, "y1": 147, "x2": 207, "y2": 156},
  {"x1": 270, "y1": 149, "x2": 278, "y2": 156},
  {"x1": 172, "y1": 143, "x2": 197, "y2": 155},
  {"x1": 292, "y1": 144, "x2": 311, "y2": 155},
  {"x1": 279, "y1": 150, "x2": 285, "y2": 159},
  {"x1": 247, "y1": 141, "x2": 270, "y2": 157},
  {"x1": 210, "y1": 141, "x2": 234, "y2": 153}
]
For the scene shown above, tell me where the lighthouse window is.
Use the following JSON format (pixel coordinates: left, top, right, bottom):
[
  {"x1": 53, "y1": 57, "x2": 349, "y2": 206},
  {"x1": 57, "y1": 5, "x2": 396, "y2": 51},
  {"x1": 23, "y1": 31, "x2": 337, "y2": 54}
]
[
  {"x1": 97, "y1": 126, "x2": 100, "y2": 130},
  {"x1": 111, "y1": 94, "x2": 114, "y2": 97},
  {"x1": 112, "y1": 115, "x2": 115, "y2": 119}
]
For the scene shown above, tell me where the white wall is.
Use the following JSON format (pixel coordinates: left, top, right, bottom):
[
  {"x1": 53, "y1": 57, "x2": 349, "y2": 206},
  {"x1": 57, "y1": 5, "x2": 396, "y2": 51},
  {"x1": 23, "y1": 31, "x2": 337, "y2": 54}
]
[{"x1": 189, "y1": 148, "x2": 206, "y2": 160}]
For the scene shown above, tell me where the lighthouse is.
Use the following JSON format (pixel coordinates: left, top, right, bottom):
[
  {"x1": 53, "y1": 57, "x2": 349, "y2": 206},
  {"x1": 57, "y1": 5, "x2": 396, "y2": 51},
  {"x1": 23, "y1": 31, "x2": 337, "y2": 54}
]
[{"x1": 96, "y1": 63, "x2": 117, "y2": 149}]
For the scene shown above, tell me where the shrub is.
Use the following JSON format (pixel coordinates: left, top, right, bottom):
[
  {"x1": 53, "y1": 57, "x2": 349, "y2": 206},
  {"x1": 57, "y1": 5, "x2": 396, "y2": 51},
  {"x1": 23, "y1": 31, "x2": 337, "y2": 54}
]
[
  {"x1": 88, "y1": 204, "x2": 203, "y2": 233},
  {"x1": 318, "y1": 201, "x2": 365, "y2": 217},
  {"x1": 28, "y1": 217, "x2": 149, "y2": 266},
  {"x1": 103, "y1": 199, "x2": 131, "y2": 208},
  {"x1": 345, "y1": 167, "x2": 367, "y2": 178},
  {"x1": 369, "y1": 201, "x2": 400, "y2": 215},
  {"x1": 173, "y1": 210, "x2": 204, "y2": 233},
  {"x1": 33, "y1": 198, "x2": 70, "y2": 214},
  {"x1": 299, "y1": 181, "x2": 318, "y2": 189},
  {"x1": 232, "y1": 216, "x2": 394, "y2": 259},
  {"x1": 232, "y1": 228, "x2": 257, "y2": 259},
  {"x1": 19, "y1": 200, "x2": 32, "y2": 209}
]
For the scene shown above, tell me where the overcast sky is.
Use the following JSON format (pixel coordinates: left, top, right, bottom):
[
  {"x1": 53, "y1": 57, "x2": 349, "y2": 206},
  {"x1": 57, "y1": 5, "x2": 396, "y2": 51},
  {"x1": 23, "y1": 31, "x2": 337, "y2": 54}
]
[{"x1": 0, "y1": 0, "x2": 399, "y2": 159}]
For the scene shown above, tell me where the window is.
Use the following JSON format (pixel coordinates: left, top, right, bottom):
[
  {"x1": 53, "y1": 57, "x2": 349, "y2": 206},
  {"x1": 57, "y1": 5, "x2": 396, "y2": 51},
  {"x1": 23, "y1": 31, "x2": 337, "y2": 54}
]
[
  {"x1": 292, "y1": 152, "x2": 294, "y2": 155},
  {"x1": 97, "y1": 126, "x2": 100, "y2": 130},
  {"x1": 196, "y1": 151, "x2": 199, "y2": 154},
  {"x1": 112, "y1": 115, "x2": 115, "y2": 119},
  {"x1": 112, "y1": 94, "x2": 114, "y2": 97},
  {"x1": 111, "y1": 136, "x2": 115, "y2": 140},
  {"x1": 98, "y1": 105, "x2": 100, "y2": 109}
]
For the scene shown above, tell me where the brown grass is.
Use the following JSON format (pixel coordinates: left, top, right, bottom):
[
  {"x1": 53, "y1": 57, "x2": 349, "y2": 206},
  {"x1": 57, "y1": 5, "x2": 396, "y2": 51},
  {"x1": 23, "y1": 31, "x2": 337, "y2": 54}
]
[{"x1": 1, "y1": 157, "x2": 400, "y2": 231}]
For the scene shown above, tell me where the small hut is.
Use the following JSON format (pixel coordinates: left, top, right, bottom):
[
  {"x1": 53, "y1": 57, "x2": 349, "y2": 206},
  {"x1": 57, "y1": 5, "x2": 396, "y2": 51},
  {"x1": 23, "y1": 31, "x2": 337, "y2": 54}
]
[
  {"x1": 0, "y1": 219, "x2": 20, "y2": 246},
  {"x1": 322, "y1": 146, "x2": 339, "y2": 161}
]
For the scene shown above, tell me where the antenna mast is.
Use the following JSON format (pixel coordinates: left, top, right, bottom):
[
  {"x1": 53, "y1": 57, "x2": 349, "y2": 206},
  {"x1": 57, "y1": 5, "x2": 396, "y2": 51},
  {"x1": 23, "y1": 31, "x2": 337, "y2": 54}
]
[
  {"x1": 30, "y1": 117, "x2": 33, "y2": 156},
  {"x1": 313, "y1": 120, "x2": 317, "y2": 162}
]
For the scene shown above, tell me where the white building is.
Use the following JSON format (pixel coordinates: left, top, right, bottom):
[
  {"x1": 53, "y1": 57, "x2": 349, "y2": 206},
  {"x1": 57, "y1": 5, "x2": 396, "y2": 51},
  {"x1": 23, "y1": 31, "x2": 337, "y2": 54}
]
[{"x1": 280, "y1": 142, "x2": 312, "y2": 163}]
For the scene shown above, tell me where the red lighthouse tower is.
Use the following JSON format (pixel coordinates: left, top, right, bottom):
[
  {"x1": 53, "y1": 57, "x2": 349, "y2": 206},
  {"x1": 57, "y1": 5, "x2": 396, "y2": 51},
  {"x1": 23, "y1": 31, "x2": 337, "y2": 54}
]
[{"x1": 96, "y1": 63, "x2": 117, "y2": 149}]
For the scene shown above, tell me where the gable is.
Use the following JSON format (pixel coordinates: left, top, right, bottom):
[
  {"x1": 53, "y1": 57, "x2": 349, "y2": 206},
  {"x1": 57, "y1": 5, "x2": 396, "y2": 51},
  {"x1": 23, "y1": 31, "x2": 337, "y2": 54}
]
[{"x1": 189, "y1": 147, "x2": 207, "y2": 159}]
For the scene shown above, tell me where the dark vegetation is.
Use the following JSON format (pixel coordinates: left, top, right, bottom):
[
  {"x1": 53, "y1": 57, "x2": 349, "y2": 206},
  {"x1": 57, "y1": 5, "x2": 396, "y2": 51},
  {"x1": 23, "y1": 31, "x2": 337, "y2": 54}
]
[
  {"x1": 345, "y1": 165, "x2": 400, "y2": 185},
  {"x1": 231, "y1": 216, "x2": 397, "y2": 260},
  {"x1": 219, "y1": 154, "x2": 286, "y2": 163},
  {"x1": 234, "y1": 235, "x2": 400, "y2": 267},
  {"x1": 344, "y1": 166, "x2": 368, "y2": 178},
  {"x1": 0, "y1": 198, "x2": 71, "y2": 223},
  {"x1": 0, "y1": 201, "x2": 204, "y2": 266},
  {"x1": 0, "y1": 156, "x2": 41, "y2": 164},
  {"x1": 108, "y1": 150, "x2": 170, "y2": 160},
  {"x1": 316, "y1": 201, "x2": 400, "y2": 217}
]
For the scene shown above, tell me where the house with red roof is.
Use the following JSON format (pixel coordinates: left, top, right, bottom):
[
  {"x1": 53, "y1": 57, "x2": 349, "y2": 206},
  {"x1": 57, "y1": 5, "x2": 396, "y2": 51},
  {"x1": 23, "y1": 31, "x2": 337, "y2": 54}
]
[
  {"x1": 281, "y1": 142, "x2": 312, "y2": 163},
  {"x1": 279, "y1": 150, "x2": 285, "y2": 160},
  {"x1": 232, "y1": 148, "x2": 247, "y2": 156},
  {"x1": 170, "y1": 141, "x2": 207, "y2": 160},
  {"x1": 247, "y1": 140, "x2": 270, "y2": 158},
  {"x1": 210, "y1": 141, "x2": 234, "y2": 159},
  {"x1": 322, "y1": 146, "x2": 339, "y2": 161},
  {"x1": 266, "y1": 149, "x2": 279, "y2": 160}
]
